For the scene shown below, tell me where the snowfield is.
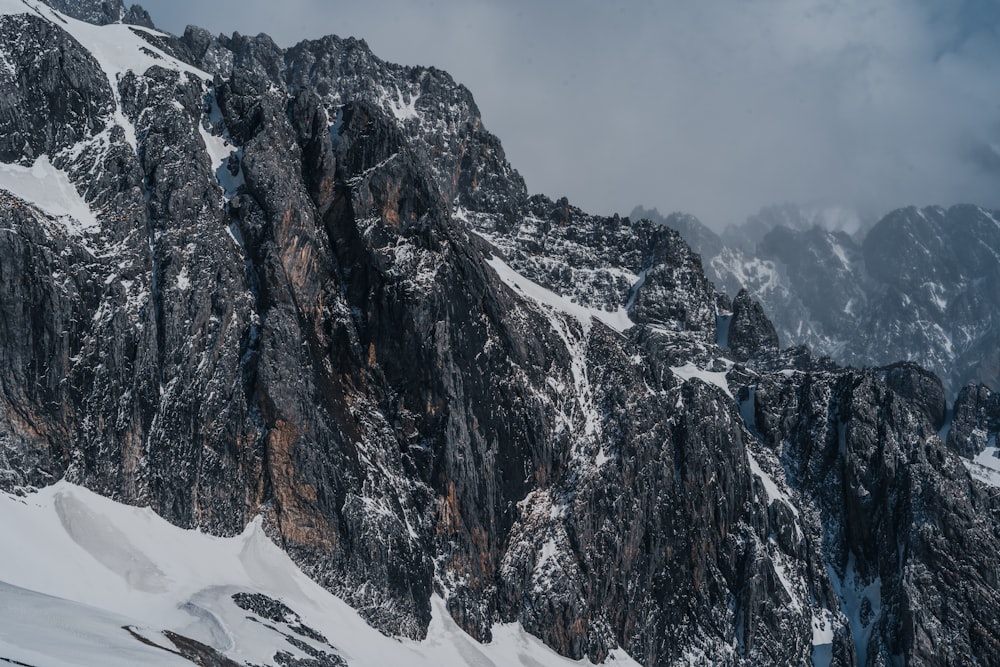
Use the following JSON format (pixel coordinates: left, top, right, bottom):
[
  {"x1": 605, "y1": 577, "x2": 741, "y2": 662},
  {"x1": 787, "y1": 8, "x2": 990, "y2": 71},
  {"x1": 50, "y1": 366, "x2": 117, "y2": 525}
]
[
  {"x1": 0, "y1": 157, "x2": 99, "y2": 236},
  {"x1": 0, "y1": 482, "x2": 642, "y2": 667}
]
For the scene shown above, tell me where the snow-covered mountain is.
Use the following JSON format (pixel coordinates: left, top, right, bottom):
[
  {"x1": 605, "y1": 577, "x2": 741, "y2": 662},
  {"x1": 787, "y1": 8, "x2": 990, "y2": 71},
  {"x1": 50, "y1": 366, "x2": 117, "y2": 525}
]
[
  {"x1": 0, "y1": 0, "x2": 999, "y2": 665},
  {"x1": 636, "y1": 204, "x2": 1000, "y2": 398}
]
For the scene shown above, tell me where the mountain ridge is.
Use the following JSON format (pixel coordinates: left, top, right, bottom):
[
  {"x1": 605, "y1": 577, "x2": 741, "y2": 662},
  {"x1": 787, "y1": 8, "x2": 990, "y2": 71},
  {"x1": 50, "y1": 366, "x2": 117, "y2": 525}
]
[
  {"x1": 634, "y1": 203, "x2": 1000, "y2": 399},
  {"x1": 0, "y1": 2, "x2": 998, "y2": 666}
]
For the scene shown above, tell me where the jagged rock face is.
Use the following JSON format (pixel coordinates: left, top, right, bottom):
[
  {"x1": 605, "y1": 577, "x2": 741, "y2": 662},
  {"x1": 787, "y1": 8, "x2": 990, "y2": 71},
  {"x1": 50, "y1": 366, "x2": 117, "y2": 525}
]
[
  {"x1": 638, "y1": 205, "x2": 1000, "y2": 398},
  {"x1": 881, "y1": 362, "x2": 947, "y2": 431},
  {"x1": 178, "y1": 28, "x2": 529, "y2": 221},
  {"x1": 752, "y1": 369, "x2": 1000, "y2": 665},
  {"x1": 856, "y1": 205, "x2": 1000, "y2": 396},
  {"x1": 0, "y1": 14, "x2": 113, "y2": 162},
  {"x1": 727, "y1": 289, "x2": 779, "y2": 361},
  {"x1": 757, "y1": 225, "x2": 867, "y2": 339},
  {"x1": 42, "y1": 0, "x2": 124, "y2": 25},
  {"x1": 631, "y1": 206, "x2": 724, "y2": 260},
  {"x1": 947, "y1": 385, "x2": 1000, "y2": 458},
  {"x1": 41, "y1": 0, "x2": 151, "y2": 26},
  {"x1": 1, "y1": 5, "x2": 1000, "y2": 667}
]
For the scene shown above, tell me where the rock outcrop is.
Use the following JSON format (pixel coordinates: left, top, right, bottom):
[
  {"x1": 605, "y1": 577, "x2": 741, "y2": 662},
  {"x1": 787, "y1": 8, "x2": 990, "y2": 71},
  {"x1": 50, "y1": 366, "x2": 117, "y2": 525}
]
[{"x1": 728, "y1": 289, "x2": 779, "y2": 361}]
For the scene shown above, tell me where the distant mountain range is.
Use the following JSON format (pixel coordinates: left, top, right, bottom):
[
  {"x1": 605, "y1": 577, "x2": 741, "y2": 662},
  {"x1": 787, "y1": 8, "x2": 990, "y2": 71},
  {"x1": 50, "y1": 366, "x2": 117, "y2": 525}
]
[{"x1": 634, "y1": 203, "x2": 1000, "y2": 398}]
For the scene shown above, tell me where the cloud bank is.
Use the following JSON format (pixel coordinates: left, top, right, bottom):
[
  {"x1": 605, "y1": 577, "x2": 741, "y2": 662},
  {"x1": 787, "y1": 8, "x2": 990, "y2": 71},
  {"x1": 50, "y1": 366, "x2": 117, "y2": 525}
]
[{"x1": 140, "y1": 0, "x2": 1000, "y2": 228}]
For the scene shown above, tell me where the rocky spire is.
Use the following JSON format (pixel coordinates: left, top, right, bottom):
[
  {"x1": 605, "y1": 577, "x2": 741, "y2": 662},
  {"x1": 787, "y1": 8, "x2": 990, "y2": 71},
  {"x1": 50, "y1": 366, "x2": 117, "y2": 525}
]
[{"x1": 727, "y1": 288, "x2": 779, "y2": 360}]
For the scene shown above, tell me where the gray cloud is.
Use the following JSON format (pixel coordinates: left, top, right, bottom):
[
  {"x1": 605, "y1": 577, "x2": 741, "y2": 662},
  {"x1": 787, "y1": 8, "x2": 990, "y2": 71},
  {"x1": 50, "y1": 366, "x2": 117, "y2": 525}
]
[{"x1": 139, "y1": 0, "x2": 1000, "y2": 229}]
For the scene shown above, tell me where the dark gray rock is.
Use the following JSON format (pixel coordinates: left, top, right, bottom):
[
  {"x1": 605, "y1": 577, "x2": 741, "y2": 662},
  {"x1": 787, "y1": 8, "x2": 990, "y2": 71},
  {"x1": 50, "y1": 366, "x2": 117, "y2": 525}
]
[
  {"x1": 123, "y1": 5, "x2": 153, "y2": 28},
  {"x1": 750, "y1": 369, "x2": 1000, "y2": 666},
  {"x1": 631, "y1": 206, "x2": 724, "y2": 259},
  {"x1": 947, "y1": 385, "x2": 1000, "y2": 459},
  {"x1": 728, "y1": 289, "x2": 779, "y2": 361},
  {"x1": 0, "y1": 14, "x2": 114, "y2": 163},
  {"x1": 882, "y1": 361, "x2": 948, "y2": 431},
  {"x1": 43, "y1": 0, "x2": 125, "y2": 25}
]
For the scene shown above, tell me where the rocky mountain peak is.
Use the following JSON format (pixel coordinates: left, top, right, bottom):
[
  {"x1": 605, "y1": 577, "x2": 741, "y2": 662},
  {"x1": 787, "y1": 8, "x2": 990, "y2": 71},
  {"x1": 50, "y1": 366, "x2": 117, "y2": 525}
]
[
  {"x1": 41, "y1": 0, "x2": 152, "y2": 26},
  {"x1": 0, "y1": 4, "x2": 998, "y2": 666}
]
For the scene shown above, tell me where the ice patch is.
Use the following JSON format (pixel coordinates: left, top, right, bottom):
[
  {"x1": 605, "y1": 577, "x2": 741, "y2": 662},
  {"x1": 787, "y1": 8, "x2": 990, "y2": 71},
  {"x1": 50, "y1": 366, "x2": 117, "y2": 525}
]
[
  {"x1": 624, "y1": 269, "x2": 647, "y2": 313},
  {"x1": 716, "y1": 314, "x2": 731, "y2": 350}
]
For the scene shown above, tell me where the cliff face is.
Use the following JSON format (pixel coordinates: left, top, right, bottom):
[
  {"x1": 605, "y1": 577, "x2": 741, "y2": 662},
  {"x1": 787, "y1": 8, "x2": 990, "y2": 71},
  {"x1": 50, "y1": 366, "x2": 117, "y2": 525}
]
[{"x1": 1, "y1": 3, "x2": 999, "y2": 666}]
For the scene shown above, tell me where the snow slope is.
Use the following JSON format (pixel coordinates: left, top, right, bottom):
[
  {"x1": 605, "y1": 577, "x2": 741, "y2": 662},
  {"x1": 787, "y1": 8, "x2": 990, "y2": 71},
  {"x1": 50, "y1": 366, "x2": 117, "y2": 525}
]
[
  {"x1": 487, "y1": 254, "x2": 634, "y2": 333},
  {"x1": 0, "y1": 482, "x2": 641, "y2": 667},
  {"x1": 0, "y1": 156, "x2": 99, "y2": 235}
]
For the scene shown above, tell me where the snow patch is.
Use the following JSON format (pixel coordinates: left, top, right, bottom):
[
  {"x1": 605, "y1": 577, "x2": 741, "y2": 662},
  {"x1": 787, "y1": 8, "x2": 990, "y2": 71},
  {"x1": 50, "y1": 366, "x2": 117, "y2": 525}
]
[
  {"x1": 0, "y1": 155, "x2": 99, "y2": 234},
  {"x1": 198, "y1": 121, "x2": 244, "y2": 200},
  {"x1": 771, "y1": 555, "x2": 801, "y2": 612},
  {"x1": 670, "y1": 362, "x2": 733, "y2": 398},
  {"x1": 964, "y1": 443, "x2": 1000, "y2": 488},
  {"x1": 829, "y1": 555, "x2": 882, "y2": 667},
  {"x1": 830, "y1": 241, "x2": 850, "y2": 269},
  {"x1": 487, "y1": 255, "x2": 633, "y2": 333},
  {"x1": 746, "y1": 450, "x2": 798, "y2": 516},
  {"x1": 390, "y1": 88, "x2": 420, "y2": 121}
]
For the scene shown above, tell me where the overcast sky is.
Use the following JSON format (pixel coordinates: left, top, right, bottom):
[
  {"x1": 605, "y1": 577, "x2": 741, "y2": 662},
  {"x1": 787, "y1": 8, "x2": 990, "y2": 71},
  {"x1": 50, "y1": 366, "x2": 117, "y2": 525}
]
[{"x1": 139, "y1": 0, "x2": 1000, "y2": 229}]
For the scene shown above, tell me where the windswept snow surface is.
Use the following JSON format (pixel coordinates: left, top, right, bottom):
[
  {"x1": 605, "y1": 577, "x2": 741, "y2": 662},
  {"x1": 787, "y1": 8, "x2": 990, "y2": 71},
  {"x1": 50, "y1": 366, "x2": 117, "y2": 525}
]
[
  {"x1": 0, "y1": 156, "x2": 98, "y2": 234},
  {"x1": 0, "y1": 483, "x2": 641, "y2": 667}
]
